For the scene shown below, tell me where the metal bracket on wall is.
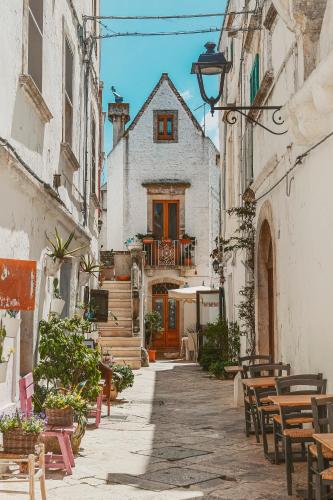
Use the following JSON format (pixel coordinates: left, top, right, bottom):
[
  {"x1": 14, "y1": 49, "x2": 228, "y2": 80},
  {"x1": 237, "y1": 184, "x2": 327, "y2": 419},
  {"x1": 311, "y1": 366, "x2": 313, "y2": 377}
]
[{"x1": 216, "y1": 106, "x2": 288, "y2": 136}]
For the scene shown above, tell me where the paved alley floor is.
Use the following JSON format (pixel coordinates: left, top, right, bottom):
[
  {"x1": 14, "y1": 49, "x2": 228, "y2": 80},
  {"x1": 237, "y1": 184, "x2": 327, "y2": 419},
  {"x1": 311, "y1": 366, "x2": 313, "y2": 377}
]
[{"x1": 0, "y1": 361, "x2": 306, "y2": 499}]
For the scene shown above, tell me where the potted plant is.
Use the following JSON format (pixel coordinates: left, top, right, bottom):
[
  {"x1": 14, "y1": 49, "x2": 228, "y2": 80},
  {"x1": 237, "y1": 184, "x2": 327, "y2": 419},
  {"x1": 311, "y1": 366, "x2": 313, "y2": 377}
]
[
  {"x1": 2, "y1": 310, "x2": 21, "y2": 338},
  {"x1": 108, "y1": 364, "x2": 134, "y2": 400},
  {"x1": 180, "y1": 233, "x2": 193, "y2": 245},
  {"x1": 136, "y1": 233, "x2": 155, "y2": 245},
  {"x1": 44, "y1": 391, "x2": 87, "y2": 427},
  {"x1": 45, "y1": 228, "x2": 86, "y2": 276},
  {"x1": 50, "y1": 278, "x2": 65, "y2": 316},
  {"x1": 125, "y1": 236, "x2": 143, "y2": 252},
  {"x1": 0, "y1": 412, "x2": 45, "y2": 454},
  {"x1": 79, "y1": 255, "x2": 100, "y2": 286},
  {"x1": 144, "y1": 311, "x2": 162, "y2": 362}
]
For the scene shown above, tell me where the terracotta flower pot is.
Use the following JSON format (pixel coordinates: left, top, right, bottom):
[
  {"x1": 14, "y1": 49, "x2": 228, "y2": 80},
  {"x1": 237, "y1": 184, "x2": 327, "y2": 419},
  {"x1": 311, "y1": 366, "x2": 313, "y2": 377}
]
[
  {"x1": 116, "y1": 275, "x2": 130, "y2": 281},
  {"x1": 180, "y1": 238, "x2": 191, "y2": 245},
  {"x1": 184, "y1": 258, "x2": 193, "y2": 266},
  {"x1": 109, "y1": 384, "x2": 118, "y2": 400},
  {"x1": 148, "y1": 350, "x2": 156, "y2": 362}
]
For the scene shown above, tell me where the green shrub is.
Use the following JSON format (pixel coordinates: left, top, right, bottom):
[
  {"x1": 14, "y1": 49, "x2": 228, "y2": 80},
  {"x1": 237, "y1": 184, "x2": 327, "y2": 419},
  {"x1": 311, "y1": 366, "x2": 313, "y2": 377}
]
[
  {"x1": 111, "y1": 364, "x2": 134, "y2": 393},
  {"x1": 34, "y1": 316, "x2": 101, "y2": 405},
  {"x1": 198, "y1": 319, "x2": 241, "y2": 379}
]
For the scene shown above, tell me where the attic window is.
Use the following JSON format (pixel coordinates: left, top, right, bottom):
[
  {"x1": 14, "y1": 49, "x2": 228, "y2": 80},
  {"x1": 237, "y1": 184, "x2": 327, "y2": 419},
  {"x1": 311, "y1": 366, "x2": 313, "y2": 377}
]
[{"x1": 154, "y1": 110, "x2": 178, "y2": 143}]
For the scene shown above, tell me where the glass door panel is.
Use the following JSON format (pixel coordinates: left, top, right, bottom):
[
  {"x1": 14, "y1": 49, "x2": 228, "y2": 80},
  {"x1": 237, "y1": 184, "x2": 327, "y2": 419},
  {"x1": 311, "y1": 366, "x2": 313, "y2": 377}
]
[
  {"x1": 168, "y1": 298, "x2": 177, "y2": 330},
  {"x1": 153, "y1": 202, "x2": 164, "y2": 239},
  {"x1": 168, "y1": 203, "x2": 178, "y2": 240}
]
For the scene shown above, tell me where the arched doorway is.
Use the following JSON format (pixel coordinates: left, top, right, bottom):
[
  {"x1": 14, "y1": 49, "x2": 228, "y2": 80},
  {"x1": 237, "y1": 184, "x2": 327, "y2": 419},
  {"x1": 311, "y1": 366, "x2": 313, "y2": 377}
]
[
  {"x1": 257, "y1": 220, "x2": 275, "y2": 360},
  {"x1": 152, "y1": 282, "x2": 179, "y2": 351}
]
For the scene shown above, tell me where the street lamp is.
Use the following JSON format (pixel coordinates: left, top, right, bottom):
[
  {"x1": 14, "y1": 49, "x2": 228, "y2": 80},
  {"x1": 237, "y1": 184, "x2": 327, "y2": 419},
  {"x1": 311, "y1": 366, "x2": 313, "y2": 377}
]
[{"x1": 191, "y1": 42, "x2": 287, "y2": 135}]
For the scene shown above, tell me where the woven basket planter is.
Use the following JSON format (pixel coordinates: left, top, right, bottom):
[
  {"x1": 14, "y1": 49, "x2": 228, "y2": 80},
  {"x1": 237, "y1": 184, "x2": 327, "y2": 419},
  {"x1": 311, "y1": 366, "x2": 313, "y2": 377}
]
[
  {"x1": 46, "y1": 406, "x2": 73, "y2": 427},
  {"x1": 3, "y1": 429, "x2": 40, "y2": 454}
]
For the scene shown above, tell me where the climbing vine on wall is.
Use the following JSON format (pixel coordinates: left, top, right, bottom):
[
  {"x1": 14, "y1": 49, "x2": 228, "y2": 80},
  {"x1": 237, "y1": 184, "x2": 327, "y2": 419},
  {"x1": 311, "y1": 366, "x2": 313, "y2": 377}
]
[{"x1": 221, "y1": 201, "x2": 256, "y2": 355}]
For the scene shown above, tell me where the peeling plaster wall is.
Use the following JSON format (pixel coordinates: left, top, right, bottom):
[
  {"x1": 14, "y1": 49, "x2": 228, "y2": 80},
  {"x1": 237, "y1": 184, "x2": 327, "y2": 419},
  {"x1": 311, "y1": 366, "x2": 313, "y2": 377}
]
[{"x1": 0, "y1": 0, "x2": 100, "y2": 411}]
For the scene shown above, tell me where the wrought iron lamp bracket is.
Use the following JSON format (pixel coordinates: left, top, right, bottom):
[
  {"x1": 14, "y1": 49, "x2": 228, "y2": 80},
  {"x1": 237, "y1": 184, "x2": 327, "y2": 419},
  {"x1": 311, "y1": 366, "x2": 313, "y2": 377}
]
[{"x1": 213, "y1": 105, "x2": 288, "y2": 136}]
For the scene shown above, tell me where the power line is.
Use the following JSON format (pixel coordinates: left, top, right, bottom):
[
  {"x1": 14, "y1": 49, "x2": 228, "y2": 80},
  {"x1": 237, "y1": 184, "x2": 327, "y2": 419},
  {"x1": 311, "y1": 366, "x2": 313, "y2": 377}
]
[
  {"x1": 83, "y1": 10, "x2": 257, "y2": 21},
  {"x1": 94, "y1": 26, "x2": 259, "y2": 40}
]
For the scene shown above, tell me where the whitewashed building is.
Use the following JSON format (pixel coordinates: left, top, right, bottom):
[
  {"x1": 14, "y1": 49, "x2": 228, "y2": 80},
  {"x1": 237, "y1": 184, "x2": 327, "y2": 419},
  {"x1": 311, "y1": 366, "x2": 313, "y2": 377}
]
[
  {"x1": 219, "y1": 1, "x2": 333, "y2": 385},
  {"x1": 0, "y1": 0, "x2": 102, "y2": 411},
  {"x1": 103, "y1": 73, "x2": 220, "y2": 360}
]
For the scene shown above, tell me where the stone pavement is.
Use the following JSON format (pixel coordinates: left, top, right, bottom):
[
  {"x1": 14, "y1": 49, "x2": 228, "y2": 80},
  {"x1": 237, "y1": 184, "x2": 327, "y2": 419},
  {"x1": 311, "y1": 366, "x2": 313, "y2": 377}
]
[{"x1": 0, "y1": 361, "x2": 306, "y2": 499}]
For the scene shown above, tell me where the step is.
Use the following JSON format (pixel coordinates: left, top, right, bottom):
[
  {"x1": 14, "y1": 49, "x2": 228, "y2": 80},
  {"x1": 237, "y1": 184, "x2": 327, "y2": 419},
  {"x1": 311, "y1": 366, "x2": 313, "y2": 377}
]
[
  {"x1": 101, "y1": 346, "x2": 141, "y2": 358},
  {"x1": 98, "y1": 327, "x2": 132, "y2": 337},
  {"x1": 102, "y1": 282, "x2": 131, "y2": 291},
  {"x1": 107, "y1": 291, "x2": 132, "y2": 300},
  {"x1": 112, "y1": 357, "x2": 141, "y2": 370},
  {"x1": 98, "y1": 337, "x2": 141, "y2": 347}
]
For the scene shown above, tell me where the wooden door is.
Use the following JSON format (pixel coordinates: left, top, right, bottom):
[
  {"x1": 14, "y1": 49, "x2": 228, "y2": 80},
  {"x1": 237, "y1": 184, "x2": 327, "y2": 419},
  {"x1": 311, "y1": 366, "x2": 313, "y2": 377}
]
[
  {"x1": 152, "y1": 294, "x2": 179, "y2": 349},
  {"x1": 153, "y1": 201, "x2": 179, "y2": 266}
]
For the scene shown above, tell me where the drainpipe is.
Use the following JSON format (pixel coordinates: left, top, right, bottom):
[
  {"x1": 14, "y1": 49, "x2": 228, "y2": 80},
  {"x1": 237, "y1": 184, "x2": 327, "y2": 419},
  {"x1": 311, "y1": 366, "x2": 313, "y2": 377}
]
[{"x1": 83, "y1": 38, "x2": 95, "y2": 226}]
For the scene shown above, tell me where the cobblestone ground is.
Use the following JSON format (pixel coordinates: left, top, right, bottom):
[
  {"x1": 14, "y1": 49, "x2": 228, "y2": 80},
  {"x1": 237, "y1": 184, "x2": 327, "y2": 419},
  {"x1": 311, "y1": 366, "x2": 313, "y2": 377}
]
[{"x1": 1, "y1": 361, "x2": 306, "y2": 499}]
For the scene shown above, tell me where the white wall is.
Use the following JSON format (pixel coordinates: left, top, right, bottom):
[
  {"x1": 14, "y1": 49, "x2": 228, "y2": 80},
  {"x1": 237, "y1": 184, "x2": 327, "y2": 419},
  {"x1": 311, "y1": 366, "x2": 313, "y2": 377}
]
[{"x1": 0, "y1": 0, "x2": 101, "y2": 411}]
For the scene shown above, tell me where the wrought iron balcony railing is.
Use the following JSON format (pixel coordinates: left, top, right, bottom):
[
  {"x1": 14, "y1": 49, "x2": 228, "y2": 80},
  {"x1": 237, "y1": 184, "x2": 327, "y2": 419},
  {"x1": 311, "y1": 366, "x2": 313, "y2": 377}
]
[{"x1": 143, "y1": 239, "x2": 196, "y2": 268}]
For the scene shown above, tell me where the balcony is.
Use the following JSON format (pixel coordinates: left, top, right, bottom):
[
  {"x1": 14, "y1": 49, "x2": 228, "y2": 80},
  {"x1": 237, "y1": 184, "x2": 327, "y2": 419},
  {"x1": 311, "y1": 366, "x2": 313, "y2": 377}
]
[{"x1": 143, "y1": 239, "x2": 196, "y2": 269}]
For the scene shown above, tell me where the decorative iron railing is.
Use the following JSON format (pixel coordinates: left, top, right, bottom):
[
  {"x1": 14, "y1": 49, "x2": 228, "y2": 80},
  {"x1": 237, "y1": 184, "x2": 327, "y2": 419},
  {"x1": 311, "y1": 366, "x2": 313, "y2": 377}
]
[{"x1": 143, "y1": 239, "x2": 196, "y2": 268}]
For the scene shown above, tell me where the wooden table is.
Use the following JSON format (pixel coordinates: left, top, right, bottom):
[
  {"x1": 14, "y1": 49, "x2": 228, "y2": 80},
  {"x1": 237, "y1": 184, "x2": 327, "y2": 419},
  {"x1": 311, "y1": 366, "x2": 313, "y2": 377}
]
[
  {"x1": 269, "y1": 394, "x2": 333, "y2": 407},
  {"x1": 242, "y1": 377, "x2": 276, "y2": 389},
  {"x1": 313, "y1": 433, "x2": 333, "y2": 451}
]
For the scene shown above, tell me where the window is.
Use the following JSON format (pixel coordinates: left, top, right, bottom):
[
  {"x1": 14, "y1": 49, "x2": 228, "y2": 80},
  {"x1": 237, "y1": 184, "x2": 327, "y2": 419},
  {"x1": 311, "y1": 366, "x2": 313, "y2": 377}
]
[
  {"x1": 250, "y1": 54, "x2": 260, "y2": 104},
  {"x1": 157, "y1": 114, "x2": 174, "y2": 140},
  {"x1": 28, "y1": 0, "x2": 43, "y2": 91},
  {"x1": 91, "y1": 115, "x2": 96, "y2": 195},
  {"x1": 64, "y1": 38, "x2": 74, "y2": 146},
  {"x1": 153, "y1": 201, "x2": 179, "y2": 240}
]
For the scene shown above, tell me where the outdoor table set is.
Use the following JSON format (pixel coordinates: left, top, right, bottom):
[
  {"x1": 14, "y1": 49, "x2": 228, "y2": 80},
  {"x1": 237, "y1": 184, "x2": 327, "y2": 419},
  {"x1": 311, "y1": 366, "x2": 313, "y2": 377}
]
[{"x1": 236, "y1": 355, "x2": 333, "y2": 499}]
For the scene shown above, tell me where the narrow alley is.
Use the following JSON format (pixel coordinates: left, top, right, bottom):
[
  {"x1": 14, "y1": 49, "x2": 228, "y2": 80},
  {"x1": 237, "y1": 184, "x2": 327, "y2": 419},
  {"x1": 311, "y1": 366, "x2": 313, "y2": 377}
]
[{"x1": 3, "y1": 362, "x2": 304, "y2": 500}]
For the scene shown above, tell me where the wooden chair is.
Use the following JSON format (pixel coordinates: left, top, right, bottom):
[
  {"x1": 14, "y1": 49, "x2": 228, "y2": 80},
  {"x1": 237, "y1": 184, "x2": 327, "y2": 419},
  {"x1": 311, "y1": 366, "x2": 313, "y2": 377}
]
[
  {"x1": 308, "y1": 396, "x2": 333, "y2": 500},
  {"x1": 273, "y1": 376, "x2": 327, "y2": 496},
  {"x1": 99, "y1": 362, "x2": 113, "y2": 417},
  {"x1": 19, "y1": 373, "x2": 75, "y2": 475},
  {"x1": 239, "y1": 354, "x2": 272, "y2": 441},
  {"x1": 249, "y1": 363, "x2": 291, "y2": 459},
  {"x1": 0, "y1": 443, "x2": 46, "y2": 500}
]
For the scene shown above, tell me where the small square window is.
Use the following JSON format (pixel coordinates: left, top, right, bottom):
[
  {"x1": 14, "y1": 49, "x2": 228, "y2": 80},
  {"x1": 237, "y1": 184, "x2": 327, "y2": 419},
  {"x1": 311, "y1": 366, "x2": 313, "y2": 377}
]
[{"x1": 157, "y1": 114, "x2": 174, "y2": 140}]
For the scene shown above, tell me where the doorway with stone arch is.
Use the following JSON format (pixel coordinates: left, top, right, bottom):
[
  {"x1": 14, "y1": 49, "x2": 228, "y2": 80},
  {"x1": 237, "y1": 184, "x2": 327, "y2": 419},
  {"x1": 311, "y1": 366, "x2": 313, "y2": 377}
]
[{"x1": 257, "y1": 219, "x2": 275, "y2": 360}]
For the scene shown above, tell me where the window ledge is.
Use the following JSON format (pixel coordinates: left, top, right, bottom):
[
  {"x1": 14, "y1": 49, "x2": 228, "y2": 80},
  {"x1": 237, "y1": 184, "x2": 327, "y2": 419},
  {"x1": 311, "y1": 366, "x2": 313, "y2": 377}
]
[
  {"x1": 60, "y1": 142, "x2": 80, "y2": 171},
  {"x1": 19, "y1": 74, "x2": 53, "y2": 124}
]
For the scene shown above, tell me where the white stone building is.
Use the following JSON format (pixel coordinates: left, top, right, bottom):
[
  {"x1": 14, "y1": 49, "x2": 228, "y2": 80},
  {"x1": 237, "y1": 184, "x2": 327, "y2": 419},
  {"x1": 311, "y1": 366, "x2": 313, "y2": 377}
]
[
  {"x1": 218, "y1": 1, "x2": 333, "y2": 385},
  {"x1": 103, "y1": 73, "x2": 220, "y2": 360},
  {"x1": 0, "y1": 0, "x2": 102, "y2": 411}
]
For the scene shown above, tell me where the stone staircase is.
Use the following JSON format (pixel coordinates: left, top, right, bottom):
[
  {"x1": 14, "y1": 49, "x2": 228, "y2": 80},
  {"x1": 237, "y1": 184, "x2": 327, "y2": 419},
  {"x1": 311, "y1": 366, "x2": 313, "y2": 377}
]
[{"x1": 97, "y1": 281, "x2": 141, "y2": 369}]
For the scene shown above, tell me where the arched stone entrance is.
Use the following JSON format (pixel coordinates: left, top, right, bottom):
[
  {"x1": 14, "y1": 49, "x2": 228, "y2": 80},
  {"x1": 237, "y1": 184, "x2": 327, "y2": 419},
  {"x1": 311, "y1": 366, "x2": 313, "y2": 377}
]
[{"x1": 257, "y1": 218, "x2": 275, "y2": 360}]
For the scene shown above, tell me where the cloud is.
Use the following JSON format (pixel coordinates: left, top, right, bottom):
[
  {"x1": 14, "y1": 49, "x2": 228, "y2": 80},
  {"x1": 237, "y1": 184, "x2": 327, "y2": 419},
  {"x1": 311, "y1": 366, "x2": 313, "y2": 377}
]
[
  {"x1": 201, "y1": 111, "x2": 219, "y2": 148},
  {"x1": 180, "y1": 89, "x2": 192, "y2": 101}
]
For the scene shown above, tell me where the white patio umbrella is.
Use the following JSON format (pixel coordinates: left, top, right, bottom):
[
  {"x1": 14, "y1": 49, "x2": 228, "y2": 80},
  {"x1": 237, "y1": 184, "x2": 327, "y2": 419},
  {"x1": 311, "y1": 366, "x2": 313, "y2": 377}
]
[{"x1": 168, "y1": 285, "x2": 214, "y2": 303}]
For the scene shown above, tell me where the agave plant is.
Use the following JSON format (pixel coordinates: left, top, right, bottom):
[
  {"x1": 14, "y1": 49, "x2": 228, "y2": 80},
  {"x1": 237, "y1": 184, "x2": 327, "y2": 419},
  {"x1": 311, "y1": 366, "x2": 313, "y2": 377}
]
[
  {"x1": 46, "y1": 228, "x2": 86, "y2": 261},
  {"x1": 80, "y1": 255, "x2": 100, "y2": 277}
]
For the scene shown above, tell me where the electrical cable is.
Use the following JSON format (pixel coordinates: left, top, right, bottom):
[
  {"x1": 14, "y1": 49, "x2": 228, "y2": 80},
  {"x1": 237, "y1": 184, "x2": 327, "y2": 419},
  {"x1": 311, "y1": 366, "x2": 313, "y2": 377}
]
[
  {"x1": 83, "y1": 10, "x2": 257, "y2": 21},
  {"x1": 95, "y1": 26, "x2": 260, "y2": 39},
  {"x1": 255, "y1": 131, "x2": 333, "y2": 202}
]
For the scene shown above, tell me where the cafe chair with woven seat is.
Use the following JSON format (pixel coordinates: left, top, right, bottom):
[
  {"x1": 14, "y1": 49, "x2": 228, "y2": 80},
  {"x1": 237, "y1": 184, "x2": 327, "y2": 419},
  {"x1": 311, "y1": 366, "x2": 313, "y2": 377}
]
[
  {"x1": 239, "y1": 355, "x2": 272, "y2": 441},
  {"x1": 273, "y1": 377, "x2": 327, "y2": 496},
  {"x1": 249, "y1": 363, "x2": 291, "y2": 459},
  {"x1": 307, "y1": 396, "x2": 333, "y2": 500}
]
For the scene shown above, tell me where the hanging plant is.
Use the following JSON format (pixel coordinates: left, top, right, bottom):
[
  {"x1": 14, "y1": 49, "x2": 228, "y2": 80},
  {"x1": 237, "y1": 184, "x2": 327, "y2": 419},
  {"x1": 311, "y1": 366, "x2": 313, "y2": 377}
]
[
  {"x1": 79, "y1": 255, "x2": 100, "y2": 285},
  {"x1": 45, "y1": 228, "x2": 86, "y2": 276}
]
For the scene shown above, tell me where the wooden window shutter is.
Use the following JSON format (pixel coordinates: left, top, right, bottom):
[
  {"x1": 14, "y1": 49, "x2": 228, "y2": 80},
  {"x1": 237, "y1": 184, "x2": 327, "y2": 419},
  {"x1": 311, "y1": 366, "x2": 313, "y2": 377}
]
[{"x1": 90, "y1": 289, "x2": 109, "y2": 322}]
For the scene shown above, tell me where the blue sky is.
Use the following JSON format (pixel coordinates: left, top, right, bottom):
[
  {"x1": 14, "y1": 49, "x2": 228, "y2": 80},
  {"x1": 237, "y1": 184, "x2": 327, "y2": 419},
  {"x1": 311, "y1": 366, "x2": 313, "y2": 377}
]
[{"x1": 100, "y1": 0, "x2": 227, "y2": 157}]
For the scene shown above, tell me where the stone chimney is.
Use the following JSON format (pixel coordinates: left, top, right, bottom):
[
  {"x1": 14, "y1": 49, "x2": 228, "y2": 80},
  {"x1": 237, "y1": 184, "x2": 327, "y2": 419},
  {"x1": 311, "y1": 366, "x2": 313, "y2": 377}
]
[{"x1": 108, "y1": 102, "x2": 130, "y2": 147}]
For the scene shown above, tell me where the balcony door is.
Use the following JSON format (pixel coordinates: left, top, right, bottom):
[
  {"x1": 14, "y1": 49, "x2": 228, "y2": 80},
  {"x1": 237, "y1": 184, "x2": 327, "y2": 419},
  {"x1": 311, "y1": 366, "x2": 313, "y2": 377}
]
[
  {"x1": 153, "y1": 201, "x2": 179, "y2": 266},
  {"x1": 153, "y1": 201, "x2": 179, "y2": 241},
  {"x1": 152, "y1": 283, "x2": 179, "y2": 350}
]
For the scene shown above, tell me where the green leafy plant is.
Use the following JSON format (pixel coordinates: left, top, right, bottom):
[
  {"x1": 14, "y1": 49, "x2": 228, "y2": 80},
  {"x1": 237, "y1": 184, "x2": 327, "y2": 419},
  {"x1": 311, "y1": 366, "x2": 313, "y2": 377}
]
[
  {"x1": 33, "y1": 316, "x2": 101, "y2": 406},
  {"x1": 0, "y1": 412, "x2": 44, "y2": 434},
  {"x1": 46, "y1": 227, "x2": 86, "y2": 261},
  {"x1": 80, "y1": 255, "x2": 100, "y2": 276},
  {"x1": 199, "y1": 319, "x2": 241, "y2": 379},
  {"x1": 44, "y1": 391, "x2": 87, "y2": 413},
  {"x1": 111, "y1": 364, "x2": 134, "y2": 393},
  {"x1": 144, "y1": 311, "x2": 162, "y2": 349},
  {"x1": 6, "y1": 310, "x2": 18, "y2": 318},
  {"x1": 136, "y1": 233, "x2": 155, "y2": 241}
]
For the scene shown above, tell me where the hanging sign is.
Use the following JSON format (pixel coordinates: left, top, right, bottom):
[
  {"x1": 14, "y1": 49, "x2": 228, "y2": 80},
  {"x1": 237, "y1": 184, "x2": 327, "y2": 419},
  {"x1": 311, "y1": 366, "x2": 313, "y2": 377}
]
[{"x1": 0, "y1": 258, "x2": 36, "y2": 310}]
